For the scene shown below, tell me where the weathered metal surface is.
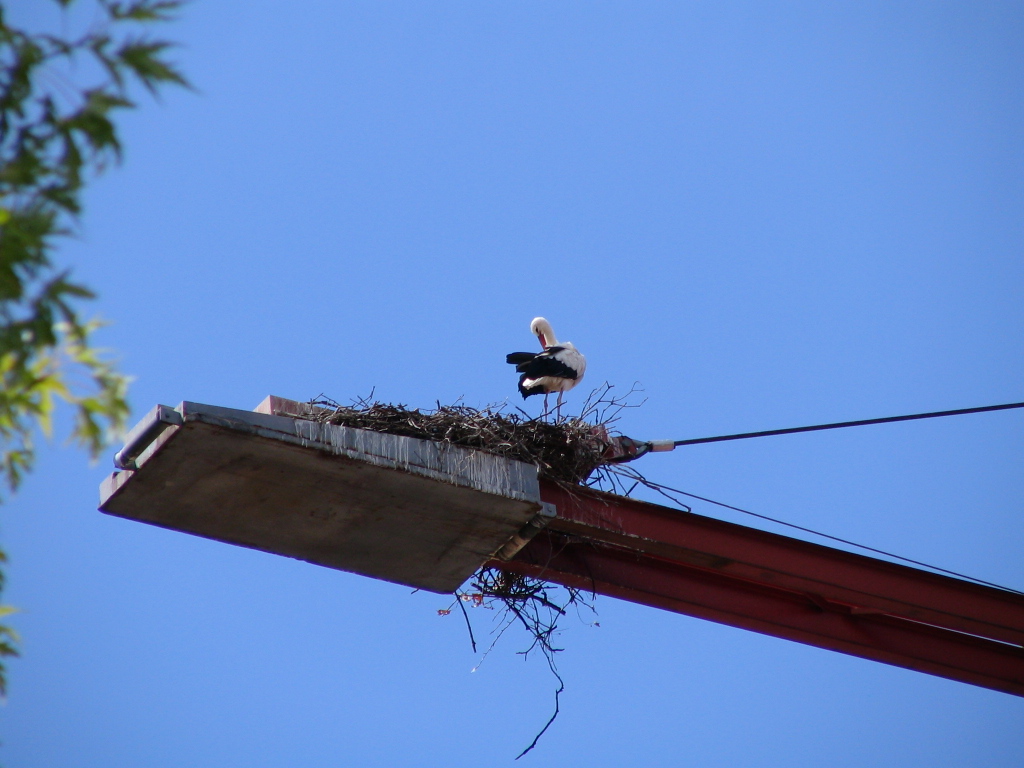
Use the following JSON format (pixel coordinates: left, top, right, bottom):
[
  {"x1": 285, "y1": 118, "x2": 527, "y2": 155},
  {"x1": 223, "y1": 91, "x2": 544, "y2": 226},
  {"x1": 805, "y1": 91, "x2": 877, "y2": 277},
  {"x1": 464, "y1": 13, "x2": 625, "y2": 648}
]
[
  {"x1": 100, "y1": 401, "x2": 546, "y2": 593},
  {"x1": 493, "y1": 481, "x2": 1024, "y2": 697}
]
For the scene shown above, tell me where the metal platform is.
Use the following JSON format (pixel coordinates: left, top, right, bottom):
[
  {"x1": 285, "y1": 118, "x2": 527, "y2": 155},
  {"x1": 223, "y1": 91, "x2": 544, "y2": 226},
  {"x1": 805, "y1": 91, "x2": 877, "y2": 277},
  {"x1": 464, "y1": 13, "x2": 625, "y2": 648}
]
[{"x1": 99, "y1": 398, "x2": 551, "y2": 593}]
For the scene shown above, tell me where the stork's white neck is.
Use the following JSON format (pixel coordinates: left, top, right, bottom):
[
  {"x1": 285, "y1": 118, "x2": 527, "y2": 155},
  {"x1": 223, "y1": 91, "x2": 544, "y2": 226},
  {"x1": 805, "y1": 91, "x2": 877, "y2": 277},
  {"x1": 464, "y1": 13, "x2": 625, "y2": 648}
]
[{"x1": 531, "y1": 317, "x2": 559, "y2": 349}]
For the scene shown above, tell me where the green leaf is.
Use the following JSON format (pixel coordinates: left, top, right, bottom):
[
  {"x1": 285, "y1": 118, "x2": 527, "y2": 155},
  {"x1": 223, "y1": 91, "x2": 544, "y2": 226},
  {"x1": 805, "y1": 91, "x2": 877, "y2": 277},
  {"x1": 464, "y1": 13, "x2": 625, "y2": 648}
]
[
  {"x1": 109, "y1": 1, "x2": 184, "y2": 22},
  {"x1": 116, "y1": 39, "x2": 188, "y2": 93}
]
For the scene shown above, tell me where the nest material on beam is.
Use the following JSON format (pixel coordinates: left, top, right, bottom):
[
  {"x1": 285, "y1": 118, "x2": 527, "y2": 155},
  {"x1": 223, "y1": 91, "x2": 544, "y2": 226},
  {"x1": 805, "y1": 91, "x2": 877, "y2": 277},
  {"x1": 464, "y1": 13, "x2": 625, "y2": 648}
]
[{"x1": 308, "y1": 398, "x2": 608, "y2": 485}]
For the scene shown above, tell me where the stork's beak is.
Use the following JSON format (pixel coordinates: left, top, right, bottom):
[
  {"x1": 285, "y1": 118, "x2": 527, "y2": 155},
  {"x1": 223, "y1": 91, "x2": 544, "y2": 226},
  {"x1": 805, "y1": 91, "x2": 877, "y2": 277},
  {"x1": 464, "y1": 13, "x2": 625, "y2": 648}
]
[{"x1": 537, "y1": 333, "x2": 547, "y2": 349}]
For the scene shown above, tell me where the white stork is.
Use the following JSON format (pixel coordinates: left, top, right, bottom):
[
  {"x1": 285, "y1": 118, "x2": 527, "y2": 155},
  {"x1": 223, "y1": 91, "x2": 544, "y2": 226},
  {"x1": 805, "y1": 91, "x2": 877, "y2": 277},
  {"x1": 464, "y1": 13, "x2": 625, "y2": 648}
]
[{"x1": 506, "y1": 317, "x2": 586, "y2": 416}]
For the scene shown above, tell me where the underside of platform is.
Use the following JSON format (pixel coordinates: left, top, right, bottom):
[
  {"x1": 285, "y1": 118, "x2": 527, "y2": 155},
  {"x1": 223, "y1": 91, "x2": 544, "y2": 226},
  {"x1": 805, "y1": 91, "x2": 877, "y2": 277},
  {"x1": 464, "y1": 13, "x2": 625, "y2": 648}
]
[{"x1": 99, "y1": 399, "x2": 549, "y2": 593}]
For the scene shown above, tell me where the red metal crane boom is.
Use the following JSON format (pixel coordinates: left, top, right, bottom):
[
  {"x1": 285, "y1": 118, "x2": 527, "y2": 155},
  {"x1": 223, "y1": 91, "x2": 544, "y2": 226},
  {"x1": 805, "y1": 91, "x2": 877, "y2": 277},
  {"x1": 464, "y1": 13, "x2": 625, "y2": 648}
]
[{"x1": 493, "y1": 480, "x2": 1024, "y2": 697}]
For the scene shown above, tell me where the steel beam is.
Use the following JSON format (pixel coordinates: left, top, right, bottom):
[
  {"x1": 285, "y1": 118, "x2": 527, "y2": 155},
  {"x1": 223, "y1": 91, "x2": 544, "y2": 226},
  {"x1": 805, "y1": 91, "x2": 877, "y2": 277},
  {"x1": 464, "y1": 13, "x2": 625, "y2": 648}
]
[{"x1": 492, "y1": 481, "x2": 1024, "y2": 697}]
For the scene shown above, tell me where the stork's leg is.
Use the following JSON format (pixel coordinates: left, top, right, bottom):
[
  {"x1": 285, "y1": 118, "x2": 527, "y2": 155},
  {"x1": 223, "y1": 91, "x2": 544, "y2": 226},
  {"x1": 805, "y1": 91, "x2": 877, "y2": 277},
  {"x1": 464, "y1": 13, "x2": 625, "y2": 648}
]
[
  {"x1": 543, "y1": 393, "x2": 550, "y2": 415},
  {"x1": 556, "y1": 391, "x2": 564, "y2": 420}
]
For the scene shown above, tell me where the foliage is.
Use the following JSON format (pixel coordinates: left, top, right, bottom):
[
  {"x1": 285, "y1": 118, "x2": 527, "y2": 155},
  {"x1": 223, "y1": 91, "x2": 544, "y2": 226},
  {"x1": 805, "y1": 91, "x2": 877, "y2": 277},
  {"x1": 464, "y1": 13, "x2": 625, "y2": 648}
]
[{"x1": 0, "y1": 0, "x2": 188, "y2": 698}]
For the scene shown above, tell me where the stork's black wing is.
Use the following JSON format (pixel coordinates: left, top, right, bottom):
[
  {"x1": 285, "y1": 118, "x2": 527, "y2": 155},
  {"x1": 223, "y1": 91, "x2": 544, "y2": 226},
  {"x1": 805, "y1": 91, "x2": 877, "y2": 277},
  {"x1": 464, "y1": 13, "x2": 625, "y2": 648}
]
[
  {"x1": 506, "y1": 352, "x2": 536, "y2": 366},
  {"x1": 514, "y1": 348, "x2": 579, "y2": 380}
]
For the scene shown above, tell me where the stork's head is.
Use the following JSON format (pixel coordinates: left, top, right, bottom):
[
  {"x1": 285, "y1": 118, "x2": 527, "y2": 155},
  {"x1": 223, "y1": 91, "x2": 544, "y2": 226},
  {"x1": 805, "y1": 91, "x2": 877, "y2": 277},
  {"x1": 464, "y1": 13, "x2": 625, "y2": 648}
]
[{"x1": 530, "y1": 317, "x2": 557, "y2": 349}]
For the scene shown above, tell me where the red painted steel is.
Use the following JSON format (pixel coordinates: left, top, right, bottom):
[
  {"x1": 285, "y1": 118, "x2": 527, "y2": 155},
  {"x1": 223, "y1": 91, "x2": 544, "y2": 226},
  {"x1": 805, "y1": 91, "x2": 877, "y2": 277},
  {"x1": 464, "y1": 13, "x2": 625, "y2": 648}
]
[{"x1": 492, "y1": 481, "x2": 1024, "y2": 697}]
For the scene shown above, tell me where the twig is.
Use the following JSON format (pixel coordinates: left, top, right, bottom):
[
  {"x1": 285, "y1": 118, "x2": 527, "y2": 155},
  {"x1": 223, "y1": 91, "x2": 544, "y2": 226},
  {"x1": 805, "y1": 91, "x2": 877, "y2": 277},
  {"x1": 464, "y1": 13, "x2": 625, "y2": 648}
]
[
  {"x1": 456, "y1": 592, "x2": 477, "y2": 654},
  {"x1": 515, "y1": 663, "x2": 565, "y2": 760}
]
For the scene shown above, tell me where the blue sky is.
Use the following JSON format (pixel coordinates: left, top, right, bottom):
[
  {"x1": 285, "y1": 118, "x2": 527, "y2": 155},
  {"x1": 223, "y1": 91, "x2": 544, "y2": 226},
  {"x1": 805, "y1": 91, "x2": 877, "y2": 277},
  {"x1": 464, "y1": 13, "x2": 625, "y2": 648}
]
[{"x1": 4, "y1": 2, "x2": 1024, "y2": 765}]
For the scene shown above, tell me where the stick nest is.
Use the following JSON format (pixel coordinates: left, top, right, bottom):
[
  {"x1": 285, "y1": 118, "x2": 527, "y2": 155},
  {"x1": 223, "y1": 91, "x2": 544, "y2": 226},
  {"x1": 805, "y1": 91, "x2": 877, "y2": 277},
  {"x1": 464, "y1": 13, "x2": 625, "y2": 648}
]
[{"x1": 306, "y1": 393, "x2": 617, "y2": 485}]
